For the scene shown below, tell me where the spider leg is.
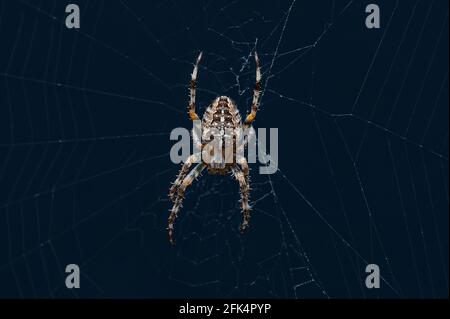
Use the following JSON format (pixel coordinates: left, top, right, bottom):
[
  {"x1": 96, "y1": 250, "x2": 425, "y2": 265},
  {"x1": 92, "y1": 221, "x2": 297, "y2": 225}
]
[
  {"x1": 188, "y1": 52, "x2": 203, "y2": 121},
  {"x1": 231, "y1": 160, "x2": 251, "y2": 233},
  {"x1": 244, "y1": 52, "x2": 261, "y2": 129},
  {"x1": 168, "y1": 162, "x2": 206, "y2": 245},
  {"x1": 169, "y1": 153, "x2": 200, "y2": 202}
]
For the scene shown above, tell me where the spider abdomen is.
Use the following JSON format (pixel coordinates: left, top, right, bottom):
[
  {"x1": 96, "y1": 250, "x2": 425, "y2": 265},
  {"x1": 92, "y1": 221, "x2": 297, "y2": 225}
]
[
  {"x1": 202, "y1": 96, "x2": 241, "y2": 127},
  {"x1": 201, "y1": 96, "x2": 242, "y2": 173}
]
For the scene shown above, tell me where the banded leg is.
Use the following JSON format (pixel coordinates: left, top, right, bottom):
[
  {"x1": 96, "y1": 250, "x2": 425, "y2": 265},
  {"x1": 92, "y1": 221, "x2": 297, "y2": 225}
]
[
  {"x1": 188, "y1": 52, "x2": 203, "y2": 121},
  {"x1": 237, "y1": 158, "x2": 251, "y2": 231},
  {"x1": 244, "y1": 52, "x2": 262, "y2": 129},
  {"x1": 168, "y1": 162, "x2": 206, "y2": 244},
  {"x1": 231, "y1": 162, "x2": 251, "y2": 233},
  {"x1": 169, "y1": 153, "x2": 200, "y2": 202}
]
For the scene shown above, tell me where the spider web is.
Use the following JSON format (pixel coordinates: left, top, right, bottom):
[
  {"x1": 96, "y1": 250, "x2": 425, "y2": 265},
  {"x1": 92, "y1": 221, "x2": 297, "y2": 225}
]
[{"x1": 0, "y1": 0, "x2": 448, "y2": 298}]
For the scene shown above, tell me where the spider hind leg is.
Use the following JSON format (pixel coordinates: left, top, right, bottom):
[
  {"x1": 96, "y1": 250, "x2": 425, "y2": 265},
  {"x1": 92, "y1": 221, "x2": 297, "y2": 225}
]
[
  {"x1": 188, "y1": 52, "x2": 203, "y2": 121},
  {"x1": 244, "y1": 52, "x2": 261, "y2": 129}
]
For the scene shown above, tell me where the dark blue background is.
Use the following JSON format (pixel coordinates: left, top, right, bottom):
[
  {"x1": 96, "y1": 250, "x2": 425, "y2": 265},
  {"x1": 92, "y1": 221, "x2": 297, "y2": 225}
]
[{"x1": 0, "y1": 0, "x2": 448, "y2": 298}]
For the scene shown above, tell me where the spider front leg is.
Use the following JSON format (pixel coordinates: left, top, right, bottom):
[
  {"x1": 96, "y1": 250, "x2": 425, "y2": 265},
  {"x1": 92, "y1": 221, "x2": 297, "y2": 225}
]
[
  {"x1": 231, "y1": 160, "x2": 251, "y2": 233},
  {"x1": 169, "y1": 153, "x2": 200, "y2": 202},
  {"x1": 168, "y1": 162, "x2": 206, "y2": 245},
  {"x1": 244, "y1": 52, "x2": 261, "y2": 129},
  {"x1": 188, "y1": 52, "x2": 203, "y2": 121}
]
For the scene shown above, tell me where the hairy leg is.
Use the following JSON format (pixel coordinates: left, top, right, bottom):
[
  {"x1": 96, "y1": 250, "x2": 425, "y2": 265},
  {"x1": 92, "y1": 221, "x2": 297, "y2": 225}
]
[
  {"x1": 188, "y1": 52, "x2": 203, "y2": 121},
  {"x1": 168, "y1": 162, "x2": 206, "y2": 244},
  {"x1": 169, "y1": 153, "x2": 200, "y2": 202},
  {"x1": 244, "y1": 52, "x2": 262, "y2": 129},
  {"x1": 231, "y1": 162, "x2": 251, "y2": 232}
]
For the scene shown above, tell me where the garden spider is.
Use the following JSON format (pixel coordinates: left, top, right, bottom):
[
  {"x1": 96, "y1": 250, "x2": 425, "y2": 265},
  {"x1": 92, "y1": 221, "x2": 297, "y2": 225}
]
[{"x1": 168, "y1": 52, "x2": 262, "y2": 244}]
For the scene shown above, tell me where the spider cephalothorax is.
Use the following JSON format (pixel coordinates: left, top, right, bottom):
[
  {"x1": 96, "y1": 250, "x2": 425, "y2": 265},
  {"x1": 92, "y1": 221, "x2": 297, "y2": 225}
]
[{"x1": 168, "y1": 52, "x2": 261, "y2": 244}]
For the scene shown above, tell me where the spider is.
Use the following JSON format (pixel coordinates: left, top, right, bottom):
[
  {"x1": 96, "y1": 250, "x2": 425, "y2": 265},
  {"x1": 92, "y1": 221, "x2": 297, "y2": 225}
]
[{"x1": 168, "y1": 52, "x2": 262, "y2": 244}]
